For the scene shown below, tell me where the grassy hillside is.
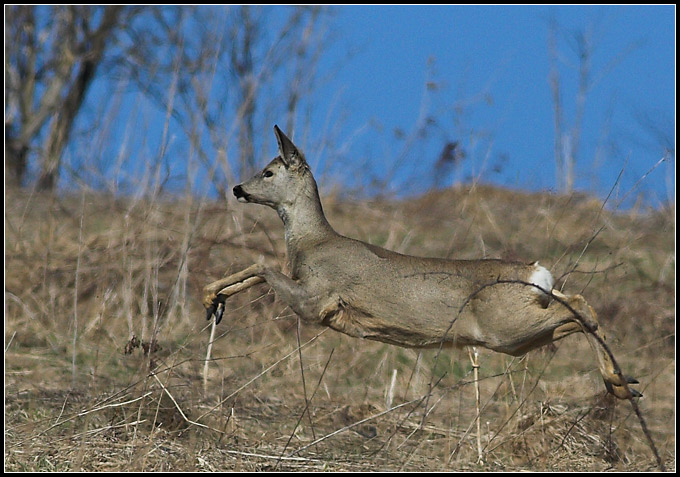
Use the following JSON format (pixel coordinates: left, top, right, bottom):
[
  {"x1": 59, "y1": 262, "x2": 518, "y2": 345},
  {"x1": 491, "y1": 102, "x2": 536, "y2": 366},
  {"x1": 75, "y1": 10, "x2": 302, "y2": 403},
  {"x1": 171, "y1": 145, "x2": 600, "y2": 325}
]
[{"x1": 5, "y1": 184, "x2": 675, "y2": 471}]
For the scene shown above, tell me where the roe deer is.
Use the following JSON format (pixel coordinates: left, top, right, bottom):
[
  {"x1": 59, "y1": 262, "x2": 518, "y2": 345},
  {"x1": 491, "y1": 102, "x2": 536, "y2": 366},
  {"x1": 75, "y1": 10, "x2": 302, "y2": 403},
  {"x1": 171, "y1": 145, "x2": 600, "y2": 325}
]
[{"x1": 203, "y1": 125, "x2": 639, "y2": 400}]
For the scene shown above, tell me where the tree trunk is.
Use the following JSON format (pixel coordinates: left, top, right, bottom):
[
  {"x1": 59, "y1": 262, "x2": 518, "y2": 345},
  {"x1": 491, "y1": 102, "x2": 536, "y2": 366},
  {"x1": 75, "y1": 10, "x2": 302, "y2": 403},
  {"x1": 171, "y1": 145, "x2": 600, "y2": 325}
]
[{"x1": 37, "y1": 6, "x2": 123, "y2": 191}]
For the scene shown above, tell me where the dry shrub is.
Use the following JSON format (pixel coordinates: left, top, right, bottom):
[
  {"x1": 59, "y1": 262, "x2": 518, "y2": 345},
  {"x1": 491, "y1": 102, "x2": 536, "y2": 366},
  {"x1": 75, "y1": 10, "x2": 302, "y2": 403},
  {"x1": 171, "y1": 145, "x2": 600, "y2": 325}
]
[{"x1": 5, "y1": 184, "x2": 675, "y2": 471}]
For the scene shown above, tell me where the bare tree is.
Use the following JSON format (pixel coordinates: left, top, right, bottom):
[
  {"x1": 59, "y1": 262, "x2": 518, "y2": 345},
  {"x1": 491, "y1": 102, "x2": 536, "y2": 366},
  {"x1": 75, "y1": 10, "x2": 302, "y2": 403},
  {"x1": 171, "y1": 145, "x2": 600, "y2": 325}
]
[
  {"x1": 548, "y1": 14, "x2": 641, "y2": 194},
  {"x1": 230, "y1": 6, "x2": 258, "y2": 177},
  {"x1": 225, "y1": 5, "x2": 327, "y2": 179},
  {"x1": 5, "y1": 5, "x2": 128, "y2": 190},
  {"x1": 549, "y1": 16, "x2": 591, "y2": 194},
  {"x1": 5, "y1": 5, "x2": 330, "y2": 194},
  {"x1": 122, "y1": 6, "x2": 330, "y2": 194}
]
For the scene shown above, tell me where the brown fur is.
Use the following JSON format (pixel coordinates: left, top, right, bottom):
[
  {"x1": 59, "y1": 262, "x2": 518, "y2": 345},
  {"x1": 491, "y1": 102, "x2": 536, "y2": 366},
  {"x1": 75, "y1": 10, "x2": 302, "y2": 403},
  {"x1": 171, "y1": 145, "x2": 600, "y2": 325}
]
[{"x1": 203, "y1": 125, "x2": 639, "y2": 399}]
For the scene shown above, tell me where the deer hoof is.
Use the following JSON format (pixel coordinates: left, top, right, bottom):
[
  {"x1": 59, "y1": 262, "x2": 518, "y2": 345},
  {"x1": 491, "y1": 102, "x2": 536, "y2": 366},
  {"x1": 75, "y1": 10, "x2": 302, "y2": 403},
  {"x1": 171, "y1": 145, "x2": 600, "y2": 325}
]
[
  {"x1": 605, "y1": 375, "x2": 642, "y2": 399},
  {"x1": 206, "y1": 303, "x2": 216, "y2": 321},
  {"x1": 214, "y1": 302, "x2": 225, "y2": 325},
  {"x1": 203, "y1": 293, "x2": 226, "y2": 325}
]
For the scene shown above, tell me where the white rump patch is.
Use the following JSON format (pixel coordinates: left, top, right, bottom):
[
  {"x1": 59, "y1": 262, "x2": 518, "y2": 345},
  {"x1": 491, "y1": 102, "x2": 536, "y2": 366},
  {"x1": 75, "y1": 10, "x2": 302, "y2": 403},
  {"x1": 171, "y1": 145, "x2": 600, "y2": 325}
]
[{"x1": 530, "y1": 262, "x2": 554, "y2": 306}]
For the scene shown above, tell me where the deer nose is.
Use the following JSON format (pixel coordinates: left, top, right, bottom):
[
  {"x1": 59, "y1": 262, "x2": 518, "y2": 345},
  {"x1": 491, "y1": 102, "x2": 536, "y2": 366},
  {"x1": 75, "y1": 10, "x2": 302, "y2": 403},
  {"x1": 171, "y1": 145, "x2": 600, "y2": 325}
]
[{"x1": 233, "y1": 185, "x2": 250, "y2": 202}]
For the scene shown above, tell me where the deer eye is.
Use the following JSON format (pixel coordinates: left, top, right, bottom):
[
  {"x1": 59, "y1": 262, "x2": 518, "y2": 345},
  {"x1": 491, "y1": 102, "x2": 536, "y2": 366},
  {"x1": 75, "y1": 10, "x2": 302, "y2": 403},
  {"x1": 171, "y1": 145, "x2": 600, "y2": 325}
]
[{"x1": 263, "y1": 170, "x2": 274, "y2": 178}]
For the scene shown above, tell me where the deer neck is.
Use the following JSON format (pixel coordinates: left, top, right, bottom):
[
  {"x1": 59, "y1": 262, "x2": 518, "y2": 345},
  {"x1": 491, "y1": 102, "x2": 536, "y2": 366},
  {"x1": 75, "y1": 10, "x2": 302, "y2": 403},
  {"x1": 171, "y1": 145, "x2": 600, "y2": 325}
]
[{"x1": 277, "y1": 180, "x2": 336, "y2": 262}]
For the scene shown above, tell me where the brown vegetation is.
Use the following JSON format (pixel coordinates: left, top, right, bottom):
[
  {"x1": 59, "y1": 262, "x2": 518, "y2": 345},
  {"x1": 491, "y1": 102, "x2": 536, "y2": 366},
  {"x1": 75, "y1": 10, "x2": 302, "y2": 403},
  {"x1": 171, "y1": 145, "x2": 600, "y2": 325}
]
[{"x1": 5, "y1": 184, "x2": 675, "y2": 471}]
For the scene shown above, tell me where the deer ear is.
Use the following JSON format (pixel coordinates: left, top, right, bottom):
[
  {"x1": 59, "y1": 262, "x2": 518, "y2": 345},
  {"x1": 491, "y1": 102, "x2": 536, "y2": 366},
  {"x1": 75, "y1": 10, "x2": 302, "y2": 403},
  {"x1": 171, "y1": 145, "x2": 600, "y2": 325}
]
[{"x1": 274, "y1": 125, "x2": 305, "y2": 169}]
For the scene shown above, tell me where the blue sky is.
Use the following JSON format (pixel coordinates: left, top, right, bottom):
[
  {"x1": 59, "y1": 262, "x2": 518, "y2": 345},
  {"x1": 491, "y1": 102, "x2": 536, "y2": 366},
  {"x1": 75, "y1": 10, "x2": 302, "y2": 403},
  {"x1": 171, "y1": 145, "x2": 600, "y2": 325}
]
[
  {"x1": 312, "y1": 5, "x2": 675, "y2": 207},
  {"x1": 62, "y1": 5, "x2": 675, "y2": 208}
]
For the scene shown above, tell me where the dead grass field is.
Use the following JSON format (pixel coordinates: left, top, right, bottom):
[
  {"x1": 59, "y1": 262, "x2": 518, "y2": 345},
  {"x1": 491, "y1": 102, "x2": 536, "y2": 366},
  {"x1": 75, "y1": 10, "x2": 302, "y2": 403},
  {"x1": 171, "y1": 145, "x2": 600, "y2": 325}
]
[{"x1": 5, "y1": 184, "x2": 675, "y2": 471}]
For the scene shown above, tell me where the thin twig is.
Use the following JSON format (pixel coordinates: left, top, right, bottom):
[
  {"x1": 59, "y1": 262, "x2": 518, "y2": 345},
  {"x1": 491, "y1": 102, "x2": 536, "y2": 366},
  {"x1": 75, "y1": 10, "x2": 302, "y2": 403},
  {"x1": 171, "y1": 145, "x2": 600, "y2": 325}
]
[
  {"x1": 224, "y1": 449, "x2": 324, "y2": 463},
  {"x1": 151, "y1": 372, "x2": 222, "y2": 433},
  {"x1": 276, "y1": 348, "x2": 335, "y2": 468},
  {"x1": 60, "y1": 420, "x2": 147, "y2": 443},
  {"x1": 369, "y1": 373, "x2": 451, "y2": 458},
  {"x1": 467, "y1": 278, "x2": 665, "y2": 471},
  {"x1": 288, "y1": 397, "x2": 426, "y2": 458},
  {"x1": 203, "y1": 318, "x2": 218, "y2": 395},
  {"x1": 195, "y1": 328, "x2": 328, "y2": 424},
  {"x1": 295, "y1": 318, "x2": 317, "y2": 443},
  {"x1": 468, "y1": 347, "x2": 483, "y2": 464},
  {"x1": 77, "y1": 392, "x2": 153, "y2": 416},
  {"x1": 616, "y1": 155, "x2": 669, "y2": 208},
  {"x1": 448, "y1": 354, "x2": 539, "y2": 463},
  {"x1": 72, "y1": 192, "x2": 85, "y2": 386},
  {"x1": 480, "y1": 348, "x2": 560, "y2": 457}
]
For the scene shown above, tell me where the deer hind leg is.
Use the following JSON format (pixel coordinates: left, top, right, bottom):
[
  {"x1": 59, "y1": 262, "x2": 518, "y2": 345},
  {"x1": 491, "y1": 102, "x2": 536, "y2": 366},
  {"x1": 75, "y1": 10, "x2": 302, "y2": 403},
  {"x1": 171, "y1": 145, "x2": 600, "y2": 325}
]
[{"x1": 550, "y1": 291, "x2": 640, "y2": 399}]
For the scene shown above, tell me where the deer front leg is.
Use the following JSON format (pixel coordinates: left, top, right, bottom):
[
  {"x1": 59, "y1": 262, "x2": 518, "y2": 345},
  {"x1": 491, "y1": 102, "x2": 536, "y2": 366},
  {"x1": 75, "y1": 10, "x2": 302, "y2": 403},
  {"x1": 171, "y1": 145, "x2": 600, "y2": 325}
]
[
  {"x1": 203, "y1": 264, "x2": 265, "y2": 324},
  {"x1": 203, "y1": 264, "x2": 320, "y2": 325}
]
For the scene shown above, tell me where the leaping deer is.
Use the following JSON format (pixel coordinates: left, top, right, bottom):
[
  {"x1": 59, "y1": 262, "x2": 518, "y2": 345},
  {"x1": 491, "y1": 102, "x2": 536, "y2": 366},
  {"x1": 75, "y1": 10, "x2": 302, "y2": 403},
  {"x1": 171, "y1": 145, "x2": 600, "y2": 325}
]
[{"x1": 203, "y1": 125, "x2": 639, "y2": 400}]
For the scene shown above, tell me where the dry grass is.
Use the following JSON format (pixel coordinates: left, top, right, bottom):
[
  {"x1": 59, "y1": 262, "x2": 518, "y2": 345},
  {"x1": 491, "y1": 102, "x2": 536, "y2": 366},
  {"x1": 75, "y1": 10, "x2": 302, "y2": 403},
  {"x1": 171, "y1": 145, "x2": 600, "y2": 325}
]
[{"x1": 5, "y1": 184, "x2": 675, "y2": 471}]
